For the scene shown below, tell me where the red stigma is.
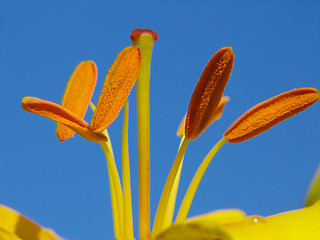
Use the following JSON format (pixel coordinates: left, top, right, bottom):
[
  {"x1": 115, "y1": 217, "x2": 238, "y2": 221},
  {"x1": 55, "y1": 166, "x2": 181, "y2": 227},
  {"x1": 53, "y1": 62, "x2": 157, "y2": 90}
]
[{"x1": 130, "y1": 29, "x2": 158, "y2": 41}]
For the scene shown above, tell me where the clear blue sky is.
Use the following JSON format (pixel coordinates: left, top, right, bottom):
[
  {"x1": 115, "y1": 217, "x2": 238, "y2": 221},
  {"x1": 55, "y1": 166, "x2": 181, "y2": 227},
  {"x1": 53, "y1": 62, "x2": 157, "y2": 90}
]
[{"x1": 1, "y1": 1, "x2": 320, "y2": 239}]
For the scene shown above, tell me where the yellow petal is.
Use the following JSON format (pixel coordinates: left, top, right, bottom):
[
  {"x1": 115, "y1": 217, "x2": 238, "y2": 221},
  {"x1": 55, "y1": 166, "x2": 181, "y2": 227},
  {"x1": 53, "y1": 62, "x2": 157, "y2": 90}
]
[
  {"x1": 223, "y1": 200, "x2": 320, "y2": 240},
  {"x1": 91, "y1": 46, "x2": 142, "y2": 132},
  {"x1": 185, "y1": 47, "x2": 234, "y2": 140},
  {"x1": 0, "y1": 205, "x2": 63, "y2": 240},
  {"x1": 154, "y1": 217, "x2": 232, "y2": 240},
  {"x1": 224, "y1": 88, "x2": 319, "y2": 143},
  {"x1": 0, "y1": 227, "x2": 21, "y2": 240},
  {"x1": 155, "y1": 201, "x2": 320, "y2": 240},
  {"x1": 22, "y1": 97, "x2": 107, "y2": 142},
  {"x1": 187, "y1": 209, "x2": 246, "y2": 225},
  {"x1": 57, "y1": 60, "x2": 97, "y2": 142},
  {"x1": 154, "y1": 209, "x2": 244, "y2": 240}
]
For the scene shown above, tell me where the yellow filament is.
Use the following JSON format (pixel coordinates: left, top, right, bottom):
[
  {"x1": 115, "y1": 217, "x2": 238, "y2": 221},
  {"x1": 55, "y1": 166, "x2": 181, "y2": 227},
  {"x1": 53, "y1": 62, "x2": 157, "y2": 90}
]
[
  {"x1": 100, "y1": 142, "x2": 123, "y2": 239},
  {"x1": 108, "y1": 166, "x2": 120, "y2": 239},
  {"x1": 175, "y1": 138, "x2": 227, "y2": 223},
  {"x1": 89, "y1": 102, "x2": 121, "y2": 237},
  {"x1": 122, "y1": 100, "x2": 134, "y2": 239},
  {"x1": 152, "y1": 137, "x2": 190, "y2": 236},
  {"x1": 161, "y1": 137, "x2": 187, "y2": 231}
]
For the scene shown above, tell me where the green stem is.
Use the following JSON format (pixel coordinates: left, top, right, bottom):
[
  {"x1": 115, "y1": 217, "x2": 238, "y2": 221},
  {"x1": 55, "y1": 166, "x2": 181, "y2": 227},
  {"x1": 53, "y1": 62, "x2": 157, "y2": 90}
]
[
  {"x1": 175, "y1": 138, "x2": 227, "y2": 224},
  {"x1": 132, "y1": 32, "x2": 156, "y2": 240}
]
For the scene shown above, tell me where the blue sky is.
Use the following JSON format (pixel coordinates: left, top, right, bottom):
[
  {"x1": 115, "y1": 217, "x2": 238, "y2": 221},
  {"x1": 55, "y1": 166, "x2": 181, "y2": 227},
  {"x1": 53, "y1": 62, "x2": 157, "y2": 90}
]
[{"x1": 1, "y1": 1, "x2": 320, "y2": 239}]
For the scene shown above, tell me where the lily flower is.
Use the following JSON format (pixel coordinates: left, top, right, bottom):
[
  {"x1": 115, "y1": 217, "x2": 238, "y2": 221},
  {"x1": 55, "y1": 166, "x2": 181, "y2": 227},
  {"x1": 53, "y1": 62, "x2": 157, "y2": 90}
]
[
  {"x1": 185, "y1": 47, "x2": 234, "y2": 140},
  {"x1": 2, "y1": 28, "x2": 319, "y2": 240}
]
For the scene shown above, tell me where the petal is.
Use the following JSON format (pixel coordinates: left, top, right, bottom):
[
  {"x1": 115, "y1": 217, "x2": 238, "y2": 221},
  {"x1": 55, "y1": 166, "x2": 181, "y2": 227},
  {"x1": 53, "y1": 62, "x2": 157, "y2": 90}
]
[
  {"x1": 22, "y1": 97, "x2": 107, "y2": 142},
  {"x1": 186, "y1": 209, "x2": 246, "y2": 225},
  {"x1": 223, "y1": 201, "x2": 320, "y2": 240},
  {"x1": 154, "y1": 219, "x2": 231, "y2": 240},
  {"x1": 57, "y1": 60, "x2": 97, "y2": 142},
  {"x1": 155, "y1": 202, "x2": 320, "y2": 240},
  {"x1": 154, "y1": 209, "x2": 244, "y2": 240},
  {"x1": 0, "y1": 205, "x2": 63, "y2": 240},
  {"x1": 224, "y1": 88, "x2": 319, "y2": 143},
  {"x1": 0, "y1": 227, "x2": 22, "y2": 240},
  {"x1": 185, "y1": 47, "x2": 234, "y2": 140},
  {"x1": 90, "y1": 46, "x2": 142, "y2": 132}
]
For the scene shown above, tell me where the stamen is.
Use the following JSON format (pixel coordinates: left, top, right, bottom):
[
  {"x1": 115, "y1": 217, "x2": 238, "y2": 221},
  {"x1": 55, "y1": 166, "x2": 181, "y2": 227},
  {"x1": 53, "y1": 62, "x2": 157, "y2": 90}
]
[
  {"x1": 177, "y1": 115, "x2": 186, "y2": 138},
  {"x1": 90, "y1": 46, "x2": 141, "y2": 132},
  {"x1": 224, "y1": 88, "x2": 319, "y2": 143},
  {"x1": 185, "y1": 47, "x2": 234, "y2": 140},
  {"x1": 57, "y1": 61, "x2": 97, "y2": 142},
  {"x1": 179, "y1": 96, "x2": 229, "y2": 139},
  {"x1": 22, "y1": 97, "x2": 107, "y2": 142}
]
